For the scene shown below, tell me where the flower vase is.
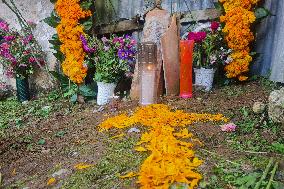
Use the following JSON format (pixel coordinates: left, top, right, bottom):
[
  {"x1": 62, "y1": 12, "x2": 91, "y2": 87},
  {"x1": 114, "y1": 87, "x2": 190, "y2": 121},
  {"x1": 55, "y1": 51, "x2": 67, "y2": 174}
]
[
  {"x1": 194, "y1": 68, "x2": 216, "y2": 91},
  {"x1": 16, "y1": 76, "x2": 30, "y2": 102},
  {"x1": 97, "y1": 82, "x2": 116, "y2": 105}
]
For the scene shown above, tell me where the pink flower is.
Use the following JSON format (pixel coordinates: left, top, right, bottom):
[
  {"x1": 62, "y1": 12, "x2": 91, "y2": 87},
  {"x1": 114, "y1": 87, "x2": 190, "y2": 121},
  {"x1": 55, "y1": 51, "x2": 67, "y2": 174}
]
[
  {"x1": 4, "y1": 35, "x2": 15, "y2": 41},
  {"x1": 29, "y1": 57, "x2": 36, "y2": 63},
  {"x1": 211, "y1": 21, "x2": 220, "y2": 32},
  {"x1": 0, "y1": 21, "x2": 9, "y2": 31},
  {"x1": 188, "y1": 31, "x2": 207, "y2": 43},
  {"x1": 0, "y1": 42, "x2": 9, "y2": 49},
  {"x1": 221, "y1": 123, "x2": 237, "y2": 132}
]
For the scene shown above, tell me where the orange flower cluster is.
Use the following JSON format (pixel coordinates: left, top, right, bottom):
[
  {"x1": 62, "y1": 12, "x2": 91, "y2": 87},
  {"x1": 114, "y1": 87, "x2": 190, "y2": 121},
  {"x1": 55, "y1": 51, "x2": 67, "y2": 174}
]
[
  {"x1": 99, "y1": 104, "x2": 228, "y2": 189},
  {"x1": 219, "y1": 0, "x2": 259, "y2": 81},
  {"x1": 55, "y1": 0, "x2": 92, "y2": 84}
]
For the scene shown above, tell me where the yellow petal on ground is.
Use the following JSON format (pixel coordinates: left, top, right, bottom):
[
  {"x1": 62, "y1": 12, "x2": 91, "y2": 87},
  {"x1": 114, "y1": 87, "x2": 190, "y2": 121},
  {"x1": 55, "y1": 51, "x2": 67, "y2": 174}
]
[
  {"x1": 110, "y1": 133, "x2": 125, "y2": 139},
  {"x1": 11, "y1": 168, "x2": 16, "y2": 176},
  {"x1": 98, "y1": 104, "x2": 229, "y2": 188},
  {"x1": 74, "y1": 163, "x2": 94, "y2": 170},
  {"x1": 47, "y1": 177, "x2": 56, "y2": 186},
  {"x1": 135, "y1": 146, "x2": 148, "y2": 152},
  {"x1": 119, "y1": 172, "x2": 137, "y2": 179}
]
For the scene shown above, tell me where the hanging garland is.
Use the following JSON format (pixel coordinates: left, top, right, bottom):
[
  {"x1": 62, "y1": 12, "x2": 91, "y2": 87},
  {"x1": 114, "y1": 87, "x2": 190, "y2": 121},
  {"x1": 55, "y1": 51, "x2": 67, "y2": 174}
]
[
  {"x1": 219, "y1": 0, "x2": 259, "y2": 81},
  {"x1": 55, "y1": 0, "x2": 92, "y2": 84}
]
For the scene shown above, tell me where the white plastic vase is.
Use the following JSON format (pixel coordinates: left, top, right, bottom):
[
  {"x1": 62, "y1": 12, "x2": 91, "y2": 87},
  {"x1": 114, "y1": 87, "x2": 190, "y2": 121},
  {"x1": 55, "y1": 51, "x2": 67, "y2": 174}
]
[
  {"x1": 194, "y1": 68, "x2": 216, "y2": 91},
  {"x1": 96, "y1": 82, "x2": 116, "y2": 105}
]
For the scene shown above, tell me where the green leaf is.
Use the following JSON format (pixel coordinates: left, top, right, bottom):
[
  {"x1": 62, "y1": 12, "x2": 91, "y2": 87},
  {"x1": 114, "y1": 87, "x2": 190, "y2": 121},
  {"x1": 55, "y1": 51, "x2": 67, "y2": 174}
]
[
  {"x1": 38, "y1": 139, "x2": 46, "y2": 145},
  {"x1": 271, "y1": 142, "x2": 284, "y2": 154},
  {"x1": 214, "y1": 2, "x2": 224, "y2": 13},
  {"x1": 80, "y1": 0, "x2": 93, "y2": 10},
  {"x1": 272, "y1": 181, "x2": 284, "y2": 189},
  {"x1": 50, "y1": 0, "x2": 57, "y2": 3},
  {"x1": 55, "y1": 131, "x2": 66, "y2": 138},
  {"x1": 79, "y1": 84, "x2": 96, "y2": 97},
  {"x1": 234, "y1": 173, "x2": 260, "y2": 187},
  {"x1": 49, "y1": 71, "x2": 70, "y2": 91},
  {"x1": 70, "y1": 94, "x2": 78, "y2": 103},
  {"x1": 82, "y1": 17, "x2": 93, "y2": 31},
  {"x1": 42, "y1": 10, "x2": 60, "y2": 28},
  {"x1": 254, "y1": 7, "x2": 271, "y2": 20}
]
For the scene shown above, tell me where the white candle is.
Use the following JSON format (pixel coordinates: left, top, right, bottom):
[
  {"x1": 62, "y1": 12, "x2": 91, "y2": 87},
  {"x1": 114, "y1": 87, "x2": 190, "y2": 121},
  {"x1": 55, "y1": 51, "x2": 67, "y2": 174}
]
[{"x1": 140, "y1": 69, "x2": 157, "y2": 105}]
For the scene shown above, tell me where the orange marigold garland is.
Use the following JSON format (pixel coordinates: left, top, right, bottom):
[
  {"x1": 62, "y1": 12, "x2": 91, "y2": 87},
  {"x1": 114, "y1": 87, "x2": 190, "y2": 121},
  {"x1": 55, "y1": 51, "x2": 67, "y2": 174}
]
[
  {"x1": 99, "y1": 104, "x2": 228, "y2": 189},
  {"x1": 219, "y1": 0, "x2": 259, "y2": 81},
  {"x1": 55, "y1": 0, "x2": 92, "y2": 84}
]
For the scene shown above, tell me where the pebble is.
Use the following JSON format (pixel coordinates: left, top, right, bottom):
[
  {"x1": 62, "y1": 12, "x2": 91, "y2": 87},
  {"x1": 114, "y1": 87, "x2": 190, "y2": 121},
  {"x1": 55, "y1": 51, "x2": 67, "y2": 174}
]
[
  {"x1": 52, "y1": 169, "x2": 70, "y2": 178},
  {"x1": 128, "y1": 128, "x2": 141, "y2": 133}
]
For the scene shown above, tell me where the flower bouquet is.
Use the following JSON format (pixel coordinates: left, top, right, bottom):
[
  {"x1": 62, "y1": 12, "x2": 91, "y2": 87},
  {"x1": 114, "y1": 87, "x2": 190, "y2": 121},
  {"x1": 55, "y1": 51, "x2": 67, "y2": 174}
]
[
  {"x1": 0, "y1": 20, "x2": 45, "y2": 102},
  {"x1": 188, "y1": 21, "x2": 230, "y2": 91},
  {"x1": 81, "y1": 34, "x2": 136, "y2": 105}
]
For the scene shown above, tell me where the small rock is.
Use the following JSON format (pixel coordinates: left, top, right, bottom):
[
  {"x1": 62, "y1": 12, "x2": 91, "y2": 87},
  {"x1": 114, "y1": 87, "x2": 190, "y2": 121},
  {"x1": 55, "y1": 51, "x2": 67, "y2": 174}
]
[
  {"x1": 253, "y1": 101, "x2": 266, "y2": 114},
  {"x1": 268, "y1": 88, "x2": 284, "y2": 123},
  {"x1": 93, "y1": 106, "x2": 105, "y2": 113},
  {"x1": 128, "y1": 128, "x2": 141, "y2": 133},
  {"x1": 52, "y1": 169, "x2": 70, "y2": 178}
]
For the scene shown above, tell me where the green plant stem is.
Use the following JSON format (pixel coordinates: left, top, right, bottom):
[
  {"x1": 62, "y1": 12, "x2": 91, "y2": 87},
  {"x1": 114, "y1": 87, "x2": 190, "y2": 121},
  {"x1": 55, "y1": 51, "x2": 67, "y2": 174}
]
[
  {"x1": 254, "y1": 157, "x2": 274, "y2": 189},
  {"x1": 265, "y1": 162, "x2": 278, "y2": 189}
]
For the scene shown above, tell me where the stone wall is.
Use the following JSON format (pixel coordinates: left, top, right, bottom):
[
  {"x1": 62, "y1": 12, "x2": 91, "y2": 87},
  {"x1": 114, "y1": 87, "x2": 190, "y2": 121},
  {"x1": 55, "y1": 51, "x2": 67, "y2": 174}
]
[{"x1": 0, "y1": 0, "x2": 56, "y2": 89}]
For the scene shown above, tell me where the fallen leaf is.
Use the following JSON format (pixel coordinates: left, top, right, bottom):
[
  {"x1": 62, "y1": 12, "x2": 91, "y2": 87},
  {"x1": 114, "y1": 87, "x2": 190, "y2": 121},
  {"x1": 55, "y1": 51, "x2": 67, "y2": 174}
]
[
  {"x1": 110, "y1": 133, "x2": 125, "y2": 139},
  {"x1": 47, "y1": 177, "x2": 56, "y2": 186},
  {"x1": 74, "y1": 163, "x2": 94, "y2": 170},
  {"x1": 119, "y1": 172, "x2": 137, "y2": 179}
]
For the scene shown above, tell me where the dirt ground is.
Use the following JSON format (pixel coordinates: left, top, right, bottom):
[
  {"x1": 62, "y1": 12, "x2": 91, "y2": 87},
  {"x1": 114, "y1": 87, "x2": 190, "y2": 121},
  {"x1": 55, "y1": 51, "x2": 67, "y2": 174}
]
[{"x1": 1, "y1": 80, "x2": 283, "y2": 189}]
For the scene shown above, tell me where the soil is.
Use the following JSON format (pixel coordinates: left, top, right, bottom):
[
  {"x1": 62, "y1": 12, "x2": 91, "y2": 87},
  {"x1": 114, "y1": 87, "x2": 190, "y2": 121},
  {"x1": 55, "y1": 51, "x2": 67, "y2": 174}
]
[{"x1": 0, "y1": 81, "x2": 283, "y2": 189}]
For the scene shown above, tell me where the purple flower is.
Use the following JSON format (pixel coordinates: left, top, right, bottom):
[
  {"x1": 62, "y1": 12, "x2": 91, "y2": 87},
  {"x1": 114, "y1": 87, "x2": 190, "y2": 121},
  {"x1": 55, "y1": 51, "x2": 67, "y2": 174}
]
[
  {"x1": 104, "y1": 46, "x2": 110, "y2": 51},
  {"x1": 0, "y1": 21, "x2": 9, "y2": 31},
  {"x1": 80, "y1": 34, "x2": 96, "y2": 53},
  {"x1": 101, "y1": 37, "x2": 108, "y2": 43},
  {"x1": 3, "y1": 35, "x2": 15, "y2": 41},
  {"x1": 118, "y1": 49, "x2": 129, "y2": 60}
]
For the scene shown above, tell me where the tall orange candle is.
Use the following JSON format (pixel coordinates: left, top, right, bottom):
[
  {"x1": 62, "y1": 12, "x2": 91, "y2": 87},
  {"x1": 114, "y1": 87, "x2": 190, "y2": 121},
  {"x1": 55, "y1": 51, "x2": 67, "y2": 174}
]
[{"x1": 180, "y1": 40, "x2": 194, "y2": 98}]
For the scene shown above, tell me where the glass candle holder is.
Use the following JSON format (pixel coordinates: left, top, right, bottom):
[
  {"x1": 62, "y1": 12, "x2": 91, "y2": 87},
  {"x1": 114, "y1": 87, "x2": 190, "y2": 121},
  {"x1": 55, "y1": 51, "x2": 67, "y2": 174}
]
[
  {"x1": 138, "y1": 42, "x2": 158, "y2": 105},
  {"x1": 140, "y1": 63, "x2": 158, "y2": 105},
  {"x1": 180, "y1": 40, "x2": 194, "y2": 98}
]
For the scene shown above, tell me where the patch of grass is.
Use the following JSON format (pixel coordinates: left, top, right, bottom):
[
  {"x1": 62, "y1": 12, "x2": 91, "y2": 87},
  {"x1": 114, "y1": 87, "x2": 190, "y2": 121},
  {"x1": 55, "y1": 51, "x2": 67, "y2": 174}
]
[
  {"x1": 62, "y1": 136, "x2": 146, "y2": 189},
  {"x1": 221, "y1": 85, "x2": 246, "y2": 98},
  {"x1": 0, "y1": 91, "x2": 69, "y2": 139}
]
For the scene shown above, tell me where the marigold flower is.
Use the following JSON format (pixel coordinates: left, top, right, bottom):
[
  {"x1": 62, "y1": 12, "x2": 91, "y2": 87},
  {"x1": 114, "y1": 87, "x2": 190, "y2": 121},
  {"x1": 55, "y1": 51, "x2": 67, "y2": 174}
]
[{"x1": 219, "y1": 0, "x2": 259, "y2": 81}]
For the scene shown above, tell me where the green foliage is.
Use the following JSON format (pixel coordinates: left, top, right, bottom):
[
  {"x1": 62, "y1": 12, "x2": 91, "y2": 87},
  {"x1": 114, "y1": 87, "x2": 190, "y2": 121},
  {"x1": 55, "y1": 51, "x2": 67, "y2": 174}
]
[
  {"x1": 43, "y1": 10, "x2": 60, "y2": 28},
  {"x1": 50, "y1": 71, "x2": 96, "y2": 102},
  {"x1": 82, "y1": 17, "x2": 93, "y2": 31},
  {"x1": 271, "y1": 142, "x2": 284, "y2": 154},
  {"x1": 55, "y1": 130, "x2": 66, "y2": 138},
  {"x1": 80, "y1": 0, "x2": 93, "y2": 10},
  {"x1": 38, "y1": 138, "x2": 46, "y2": 145},
  {"x1": 234, "y1": 172, "x2": 260, "y2": 188},
  {"x1": 254, "y1": 7, "x2": 272, "y2": 20}
]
